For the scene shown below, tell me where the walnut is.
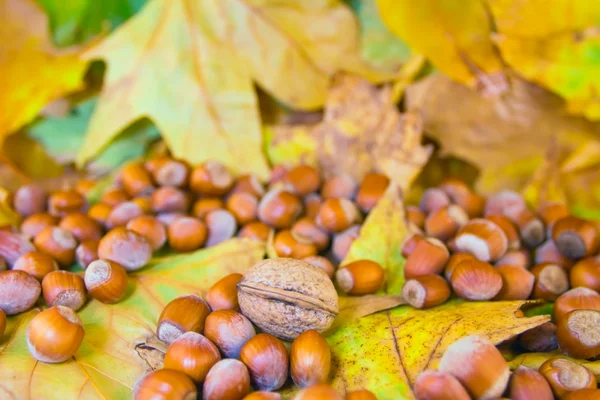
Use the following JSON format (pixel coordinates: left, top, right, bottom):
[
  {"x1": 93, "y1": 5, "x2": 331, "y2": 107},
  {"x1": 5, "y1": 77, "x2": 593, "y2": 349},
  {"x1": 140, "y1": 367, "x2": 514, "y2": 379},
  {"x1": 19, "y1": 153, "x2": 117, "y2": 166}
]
[{"x1": 237, "y1": 258, "x2": 339, "y2": 341}]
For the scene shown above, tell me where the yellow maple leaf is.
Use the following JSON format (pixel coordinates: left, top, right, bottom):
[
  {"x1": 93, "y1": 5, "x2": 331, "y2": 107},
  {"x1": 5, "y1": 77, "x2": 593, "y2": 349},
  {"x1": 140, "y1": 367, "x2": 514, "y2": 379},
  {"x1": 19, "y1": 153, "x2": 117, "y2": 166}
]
[
  {"x1": 376, "y1": 0, "x2": 506, "y2": 94},
  {"x1": 0, "y1": 0, "x2": 87, "y2": 146},
  {"x1": 490, "y1": 0, "x2": 600, "y2": 119}
]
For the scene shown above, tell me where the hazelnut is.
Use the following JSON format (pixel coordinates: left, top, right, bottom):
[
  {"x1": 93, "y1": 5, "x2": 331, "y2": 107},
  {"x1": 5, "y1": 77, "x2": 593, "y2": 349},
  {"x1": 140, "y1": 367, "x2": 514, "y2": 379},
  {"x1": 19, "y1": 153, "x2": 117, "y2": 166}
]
[
  {"x1": 414, "y1": 370, "x2": 470, "y2": 400},
  {"x1": 444, "y1": 253, "x2": 475, "y2": 281},
  {"x1": 204, "y1": 310, "x2": 256, "y2": 358},
  {"x1": 438, "y1": 336, "x2": 509, "y2": 400},
  {"x1": 207, "y1": 273, "x2": 243, "y2": 311},
  {"x1": 167, "y1": 217, "x2": 207, "y2": 252},
  {"x1": 269, "y1": 164, "x2": 288, "y2": 185},
  {"x1": 133, "y1": 369, "x2": 197, "y2": 400},
  {"x1": 303, "y1": 193, "x2": 322, "y2": 219},
  {"x1": 26, "y1": 306, "x2": 84, "y2": 363},
  {"x1": 14, "y1": 184, "x2": 48, "y2": 217},
  {"x1": 238, "y1": 221, "x2": 271, "y2": 242},
  {"x1": 425, "y1": 205, "x2": 469, "y2": 241},
  {"x1": 539, "y1": 356, "x2": 596, "y2": 399},
  {"x1": 100, "y1": 188, "x2": 130, "y2": 207},
  {"x1": 401, "y1": 234, "x2": 424, "y2": 258},
  {"x1": 0, "y1": 309, "x2": 5, "y2": 338},
  {"x1": 402, "y1": 274, "x2": 450, "y2": 309},
  {"x1": 34, "y1": 226, "x2": 78, "y2": 267},
  {"x1": 132, "y1": 196, "x2": 153, "y2": 214},
  {"x1": 454, "y1": 219, "x2": 508, "y2": 262},
  {"x1": 509, "y1": 366, "x2": 554, "y2": 400},
  {"x1": 87, "y1": 203, "x2": 112, "y2": 227},
  {"x1": 20, "y1": 212, "x2": 59, "y2": 239},
  {"x1": 564, "y1": 389, "x2": 600, "y2": 400},
  {"x1": 538, "y1": 202, "x2": 569, "y2": 236},
  {"x1": 75, "y1": 239, "x2": 99, "y2": 268},
  {"x1": 192, "y1": 197, "x2": 224, "y2": 219},
  {"x1": 157, "y1": 294, "x2": 211, "y2": 344},
  {"x1": 120, "y1": 163, "x2": 155, "y2": 197},
  {"x1": 0, "y1": 230, "x2": 37, "y2": 267},
  {"x1": 156, "y1": 212, "x2": 186, "y2": 227},
  {"x1": 536, "y1": 239, "x2": 575, "y2": 269},
  {"x1": 336, "y1": 259, "x2": 385, "y2": 296},
  {"x1": 84, "y1": 260, "x2": 128, "y2": 304},
  {"x1": 48, "y1": 190, "x2": 86, "y2": 217},
  {"x1": 283, "y1": 165, "x2": 321, "y2": 196},
  {"x1": 59, "y1": 212, "x2": 103, "y2": 242},
  {"x1": 0, "y1": 270, "x2": 41, "y2": 315},
  {"x1": 240, "y1": 333, "x2": 289, "y2": 391},
  {"x1": 514, "y1": 209, "x2": 546, "y2": 248},
  {"x1": 273, "y1": 230, "x2": 318, "y2": 259},
  {"x1": 493, "y1": 265, "x2": 535, "y2": 301},
  {"x1": 258, "y1": 188, "x2": 303, "y2": 229},
  {"x1": 519, "y1": 322, "x2": 558, "y2": 353},
  {"x1": 484, "y1": 190, "x2": 527, "y2": 221},
  {"x1": 485, "y1": 215, "x2": 520, "y2": 250},
  {"x1": 126, "y1": 215, "x2": 167, "y2": 251},
  {"x1": 554, "y1": 287, "x2": 600, "y2": 325},
  {"x1": 345, "y1": 389, "x2": 378, "y2": 400},
  {"x1": 244, "y1": 392, "x2": 281, "y2": 400},
  {"x1": 331, "y1": 224, "x2": 360, "y2": 261},
  {"x1": 164, "y1": 331, "x2": 221, "y2": 383},
  {"x1": 230, "y1": 174, "x2": 265, "y2": 198},
  {"x1": 406, "y1": 206, "x2": 426, "y2": 230},
  {"x1": 293, "y1": 384, "x2": 343, "y2": 400},
  {"x1": 356, "y1": 172, "x2": 389, "y2": 212},
  {"x1": 190, "y1": 161, "x2": 234, "y2": 196},
  {"x1": 419, "y1": 187, "x2": 451, "y2": 214},
  {"x1": 531, "y1": 263, "x2": 569, "y2": 301},
  {"x1": 13, "y1": 251, "x2": 58, "y2": 281},
  {"x1": 226, "y1": 192, "x2": 259, "y2": 225},
  {"x1": 450, "y1": 259, "x2": 503, "y2": 301},
  {"x1": 439, "y1": 177, "x2": 485, "y2": 218},
  {"x1": 152, "y1": 158, "x2": 190, "y2": 188},
  {"x1": 98, "y1": 227, "x2": 153, "y2": 271},
  {"x1": 105, "y1": 201, "x2": 145, "y2": 229},
  {"x1": 302, "y1": 256, "x2": 335, "y2": 279},
  {"x1": 202, "y1": 359, "x2": 250, "y2": 400},
  {"x1": 205, "y1": 209, "x2": 237, "y2": 247},
  {"x1": 42, "y1": 270, "x2": 86, "y2": 310},
  {"x1": 151, "y1": 186, "x2": 190, "y2": 213},
  {"x1": 0, "y1": 257, "x2": 5, "y2": 272},
  {"x1": 495, "y1": 249, "x2": 530, "y2": 269},
  {"x1": 552, "y1": 216, "x2": 599, "y2": 260},
  {"x1": 321, "y1": 174, "x2": 357, "y2": 200},
  {"x1": 316, "y1": 198, "x2": 360, "y2": 234},
  {"x1": 557, "y1": 309, "x2": 600, "y2": 359},
  {"x1": 290, "y1": 330, "x2": 331, "y2": 387},
  {"x1": 404, "y1": 237, "x2": 449, "y2": 278},
  {"x1": 570, "y1": 256, "x2": 600, "y2": 291},
  {"x1": 238, "y1": 259, "x2": 338, "y2": 340}
]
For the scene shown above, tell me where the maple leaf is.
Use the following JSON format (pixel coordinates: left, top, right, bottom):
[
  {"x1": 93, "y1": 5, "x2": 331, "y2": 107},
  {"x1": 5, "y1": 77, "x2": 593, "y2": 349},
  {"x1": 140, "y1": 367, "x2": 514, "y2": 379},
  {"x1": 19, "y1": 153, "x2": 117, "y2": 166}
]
[
  {"x1": 490, "y1": 0, "x2": 600, "y2": 119},
  {"x1": 0, "y1": 0, "x2": 87, "y2": 147},
  {"x1": 376, "y1": 0, "x2": 507, "y2": 95},
  {"x1": 0, "y1": 239, "x2": 265, "y2": 399},
  {"x1": 268, "y1": 74, "x2": 433, "y2": 190}
]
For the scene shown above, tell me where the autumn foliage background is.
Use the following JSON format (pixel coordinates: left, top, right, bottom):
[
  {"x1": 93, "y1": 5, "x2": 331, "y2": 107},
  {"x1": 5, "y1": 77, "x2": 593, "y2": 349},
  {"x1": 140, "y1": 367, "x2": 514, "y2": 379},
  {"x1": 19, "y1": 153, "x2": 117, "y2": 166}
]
[{"x1": 1, "y1": 0, "x2": 600, "y2": 398}]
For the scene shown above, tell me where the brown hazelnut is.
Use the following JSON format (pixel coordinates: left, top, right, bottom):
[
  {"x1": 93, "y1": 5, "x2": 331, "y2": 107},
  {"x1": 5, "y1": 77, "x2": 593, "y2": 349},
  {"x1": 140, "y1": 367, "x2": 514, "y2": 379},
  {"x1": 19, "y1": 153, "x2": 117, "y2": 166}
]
[
  {"x1": 450, "y1": 259, "x2": 503, "y2": 301},
  {"x1": 75, "y1": 239, "x2": 99, "y2": 268},
  {"x1": 406, "y1": 205, "x2": 426, "y2": 230},
  {"x1": 557, "y1": 309, "x2": 600, "y2": 359},
  {"x1": 290, "y1": 330, "x2": 331, "y2": 387},
  {"x1": 84, "y1": 259, "x2": 128, "y2": 303},
  {"x1": 444, "y1": 253, "x2": 476, "y2": 280},
  {"x1": 554, "y1": 287, "x2": 600, "y2": 325},
  {"x1": 453, "y1": 218, "x2": 508, "y2": 262},
  {"x1": 509, "y1": 366, "x2": 554, "y2": 400},
  {"x1": 42, "y1": 270, "x2": 86, "y2": 310},
  {"x1": 157, "y1": 294, "x2": 211, "y2": 344},
  {"x1": 59, "y1": 212, "x2": 103, "y2": 242},
  {"x1": 164, "y1": 331, "x2": 220, "y2": 383},
  {"x1": 331, "y1": 224, "x2": 360, "y2": 261},
  {"x1": 404, "y1": 237, "x2": 449, "y2": 278},
  {"x1": 152, "y1": 158, "x2": 190, "y2": 188},
  {"x1": 48, "y1": 190, "x2": 86, "y2": 217},
  {"x1": 316, "y1": 198, "x2": 360, "y2": 234},
  {"x1": 514, "y1": 209, "x2": 546, "y2": 248},
  {"x1": 240, "y1": 333, "x2": 289, "y2": 391},
  {"x1": 230, "y1": 174, "x2": 265, "y2": 198},
  {"x1": 100, "y1": 188, "x2": 130, "y2": 207},
  {"x1": 20, "y1": 212, "x2": 59, "y2": 240},
  {"x1": 356, "y1": 173, "x2": 389, "y2": 212},
  {"x1": 190, "y1": 161, "x2": 234, "y2": 196},
  {"x1": 485, "y1": 214, "x2": 520, "y2": 250},
  {"x1": 206, "y1": 273, "x2": 243, "y2": 311},
  {"x1": 203, "y1": 359, "x2": 250, "y2": 400},
  {"x1": 226, "y1": 192, "x2": 259, "y2": 225},
  {"x1": 293, "y1": 384, "x2": 342, "y2": 400},
  {"x1": 156, "y1": 212, "x2": 186, "y2": 227},
  {"x1": 205, "y1": 209, "x2": 237, "y2": 247},
  {"x1": 536, "y1": 239, "x2": 575, "y2": 269},
  {"x1": 87, "y1": 203, "x2": 112, "y2": 227},
  {"x1": 570, "y1": 256, "x2": 600, "y2": 291},
  {"x1": 539, "y1": 356, "x2": 596, "y2": 399},
  {"x1": 303, "y1": 193, "x2": 322, "y2": 219},
  {"x1": 538, "y1": 202, "x2": 569, "y2": 236},
  {"x1": 321, "y1": 174, "x2": 357, "y2": 200},
  {"x1": 402, "y1": 274, "x2": 450, "y2": 309},
  {"x1": 552, "y1": 216, "x2": 599, "y2": 260},
  {"x1": 414, "y1": 370, "x2": 470, "y2": 400},
  {"x1": 238, "y1": 221, "x2": 271, "y2": 242},
  {"x1": 0, "y1": 230, "x2": 37, "y2": 267},
  {"x1": 120, "y1": 163, "x2": 155, "y2": 197},
  {"x1": 273, "y1": 230, "x2": 318, "y2": 259},
  {"x1": 191, "y1": 197, "x2": 224, "y2": 219},
  {"x1": 14, "y1": 184, "x2": 48, "y2": 217},
  {"x1": 126, "y1": 215, "x2": 167, "y2": 251},
  {"x1": 167, "y1": 217, "x2": 207, "y2": 252},
  {"x1": 98, "y1": 227, "x2": 153, "y2": 271},
  {"x1": 484, "y1": 190, "x2": 527, "y2": 221},
  {"x1": 519, "y1": 322, "x2": 558, "y2": 352},
  {"x1": 493, "y1": 265, "x2": 535, "y2": 301},
  {"x1": 0, "y1": 270, "x2": 41, "y2": 315},
  {"x1": 420, "y1": 187, "x2": 451, "y2": 214},
  {"x1": 531, "y1": 263, "x2": 569, "y2": 301},
  {"x1": 13, "y1": 251, "x2": 58, "y2": 281},
  {"x1": 336, "y1": 259, "x2": 384, "y2": 295},
  {"x1": 151, "y1": 186, "x2": 190, "y2": 213},
  {"x1": 105, "y1": 201, "x2": 145, "y2": 229},
  {"x1": 133, "y1": 369, "x2": 197, "y2": 400},
  {"x1": 258, "y1": 188, "x2": 303, "y2": 229},
  {"x1": 283, "y1": 165, "x2": 321, "y2": 196},
  {"x1": 302, "y1": 256, "x2": 335, "y2": 279},
  {"x1": 204, "y1": 309, "x2": 256, "y2": 358},
  {"x1": 425, "y1": 205, "x2": 469, "y2": 241},
  {"x1": 34, "y1": 226, "x2": 78, "y2": 267}
]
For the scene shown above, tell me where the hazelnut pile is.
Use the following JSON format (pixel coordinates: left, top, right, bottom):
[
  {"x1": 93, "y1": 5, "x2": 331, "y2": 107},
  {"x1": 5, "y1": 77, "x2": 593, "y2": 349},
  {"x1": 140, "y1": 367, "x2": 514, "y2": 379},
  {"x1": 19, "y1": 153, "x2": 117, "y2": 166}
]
[
  {"x1": 405, "y1": 181, "x2": 600, "y2": 399},
  {"x1": 0, "y1": 158, "x2": 385, "y2": 399}
]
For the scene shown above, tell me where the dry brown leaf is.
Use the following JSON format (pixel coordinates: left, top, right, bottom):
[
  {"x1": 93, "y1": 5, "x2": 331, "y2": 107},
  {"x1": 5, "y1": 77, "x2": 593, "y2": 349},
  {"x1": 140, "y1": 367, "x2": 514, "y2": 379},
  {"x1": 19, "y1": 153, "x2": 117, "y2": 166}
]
[{"x1": 268, "y1": 74, "x2": 433, "y2": 191}]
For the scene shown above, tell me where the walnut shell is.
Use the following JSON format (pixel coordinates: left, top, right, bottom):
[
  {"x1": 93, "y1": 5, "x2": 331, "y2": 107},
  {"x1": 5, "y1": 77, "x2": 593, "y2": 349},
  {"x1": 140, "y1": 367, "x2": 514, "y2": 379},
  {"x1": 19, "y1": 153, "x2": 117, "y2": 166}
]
[{"x1": 238, "y1": 258, "x2": 339, "y2": 341}]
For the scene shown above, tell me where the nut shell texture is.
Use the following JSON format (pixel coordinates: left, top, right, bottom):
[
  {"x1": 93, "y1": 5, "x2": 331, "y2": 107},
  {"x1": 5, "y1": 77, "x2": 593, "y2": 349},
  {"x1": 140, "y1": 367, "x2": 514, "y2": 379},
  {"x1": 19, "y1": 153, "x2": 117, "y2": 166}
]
[{"x1": 238, "y1": 258, "x2": 338, "y2": 341}]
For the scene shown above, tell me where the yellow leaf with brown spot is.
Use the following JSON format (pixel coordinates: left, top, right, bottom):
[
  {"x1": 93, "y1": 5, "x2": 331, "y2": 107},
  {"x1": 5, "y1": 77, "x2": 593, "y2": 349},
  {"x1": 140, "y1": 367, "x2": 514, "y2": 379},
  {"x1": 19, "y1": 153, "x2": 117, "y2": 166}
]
[
  {"x1": 342, "y1": 183, "x2": 408, "y2": 294},
  {"x1": 376, "y1": 0, "x2": 506, "y2": 94},
  {"x1": 268, "y1": 74, "x2": 433, "y2": 189},
  {"x1": 0, "y1": 239, "x2": 265, "y2": 399},
  {"x1": 489, "y1": 0, "x2": 600, "y2": 119},
  {"x1": 509, "y1": 351, "x2": 600, "y2": 379},
  {"x1": 0, "y1": 0, "x2": 87, "y2": 146},
  {"x1": 325, "y1": 300, "x2": 549, "y2": 399}
]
